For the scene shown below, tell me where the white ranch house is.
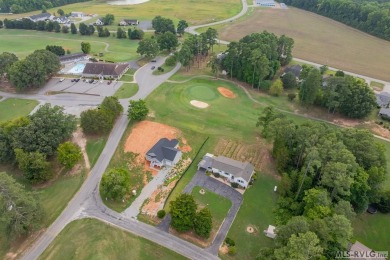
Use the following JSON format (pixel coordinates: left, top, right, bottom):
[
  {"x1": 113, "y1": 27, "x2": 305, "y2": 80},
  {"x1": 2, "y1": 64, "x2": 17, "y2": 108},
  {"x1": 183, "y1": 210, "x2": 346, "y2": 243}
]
[
  {"x1": 198, "y1": 153, "x2": 255, "y2": 188},
  {"x1": 145, "y1": 138, "x2": 182, "y2": 169}
]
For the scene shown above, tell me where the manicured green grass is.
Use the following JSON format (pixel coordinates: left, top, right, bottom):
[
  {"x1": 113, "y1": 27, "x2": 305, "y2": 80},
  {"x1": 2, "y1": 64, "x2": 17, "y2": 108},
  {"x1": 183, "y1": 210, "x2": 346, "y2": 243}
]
[
  {"x1": 152, "y1": 64, "x2": 176, "y2": 75},
  {"x1": 0, "y1": 29, "x2": 139, "y2": 62},
  {"x1": 216, "y1": 7, "x2": 390, "y2": 81},
  {"x1": 376, "y1": 139, "x2": 390, "y2": 190},
  {"x1": 86, "y1": 135, "x2": 108, "y2": 167},
  {"x1": 0, "y1": 98, "x2": 39, "y2": 122},
  {"x1": 221, "y1": 173, "x2": 278, "y2": 259},
  {"x1": 114, "y1": 83, "x2": 139, "y2": 99},
  {"x1": 191, "y1": 186, "x2": 232, "y2": 232},
  {"x1": 120, "y1": 74, "x2": 134, "y2": 82},
  {"x1": 40, "y1": 218, "x2": 186, "y2": 260},
  {"x1": 352, "y1": 213, "x2": 390, "y2": 251},
  {"x1": 370, "y1": 81, "x2": 385, "y2": 91}
]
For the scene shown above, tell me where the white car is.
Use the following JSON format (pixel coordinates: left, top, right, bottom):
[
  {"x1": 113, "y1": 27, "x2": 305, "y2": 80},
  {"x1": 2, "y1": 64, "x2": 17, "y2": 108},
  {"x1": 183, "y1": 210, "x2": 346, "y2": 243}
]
[{"x1": 59, "y1": 78, "x2": 65, "y2": 82}]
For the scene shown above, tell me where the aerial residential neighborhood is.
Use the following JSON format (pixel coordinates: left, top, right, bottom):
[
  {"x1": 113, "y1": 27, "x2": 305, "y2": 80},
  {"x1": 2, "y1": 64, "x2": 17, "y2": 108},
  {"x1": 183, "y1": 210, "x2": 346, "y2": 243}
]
[{"x1": 0, "y1": 0, "x2": 390, "y2": 259}]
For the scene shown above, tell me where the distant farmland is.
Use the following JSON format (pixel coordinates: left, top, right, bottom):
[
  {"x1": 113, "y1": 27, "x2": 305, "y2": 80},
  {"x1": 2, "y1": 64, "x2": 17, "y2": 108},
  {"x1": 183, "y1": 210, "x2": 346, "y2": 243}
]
[{"x1": 218, "y1": 7, "x2": 390, "y2": 81}]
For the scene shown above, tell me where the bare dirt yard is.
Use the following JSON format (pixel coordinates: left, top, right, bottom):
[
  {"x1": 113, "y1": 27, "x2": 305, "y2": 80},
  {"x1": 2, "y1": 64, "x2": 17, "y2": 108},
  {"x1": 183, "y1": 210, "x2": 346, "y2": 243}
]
[
  {"x1": 218, "y1": 87, "x2": 236, "y2": 98},
  {"x1": 218, "y1": 7, "x2": 390, "y2": 81}
]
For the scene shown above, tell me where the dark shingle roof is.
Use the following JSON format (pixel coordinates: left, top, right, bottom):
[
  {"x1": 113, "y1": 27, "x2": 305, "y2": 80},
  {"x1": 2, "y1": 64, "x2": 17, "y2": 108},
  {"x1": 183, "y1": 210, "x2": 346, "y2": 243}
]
[
  {"x1": 59, "y1": 53, "x2": 87, "y2": 62},
  {"x1": 211, "y1": 155, "x2": 255, "y2": 182},
  {"x1": 29, "y1": 12, "x2": 51, "y2": 20},
  {"x1": 284, "y1": 65, "x2": 302, "y2": 78},
  {"x1": 379, "y1": 108, "x2": 390, "y2": 118},
  {"x1": 375, "y1": 92, "x2": 390, "y2": 108},
  {"x1": 82, "y1": 63, "x2": 129, "y2": 77},
  {"x1": 146, "y1": 138, "x2": 180, "y2": 163},
  {"x1": 124, "y1": 19, "x2": 138, "y2": 24}
]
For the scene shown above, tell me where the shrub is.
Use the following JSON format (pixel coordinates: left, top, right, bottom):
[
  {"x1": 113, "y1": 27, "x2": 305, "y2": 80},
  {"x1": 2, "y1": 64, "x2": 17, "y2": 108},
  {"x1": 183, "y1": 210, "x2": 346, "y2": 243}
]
[
  {"x1": 259, "y1": 80, "x2": 272, "y2": 91},
  {"x1": 231, "y1": 182, "x2": 239, "y2": 188},
  {"x1": 212, "y1": 172, "x2": 220, "y2": 178},
  {"x1": 228, "y1": 246, "x2": 237, "y2": 255},
  {"x1": 225, "y1": 237, "x2": 235, "y2": 247},
  {"x1": 194, "y1": 207, "x2": 212, "y2": 238},
  {"x1": 157, "y1": 210, "x2": 166, "y2": 219}
]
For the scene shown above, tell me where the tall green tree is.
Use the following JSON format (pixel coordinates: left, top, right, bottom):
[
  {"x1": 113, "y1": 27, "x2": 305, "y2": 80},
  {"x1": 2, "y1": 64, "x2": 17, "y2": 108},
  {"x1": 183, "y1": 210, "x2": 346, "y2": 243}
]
[
  {"x1": 194, "y1": 207, "x2": 212, "y2": 238},
  {"x1": 177, "y1": 20, "x2": 188, "y2": 36},
  {"x1": 281, "y1": 72, "x2": 297, "y2": 89},
  {"x1": 157, "y1": 31, "x2": 178, "y2": 52},
  {"x1": 0, "y1": 172, "x2": 43, "y2": 237},
  {"x1": 102, "y1": 13, "x2": 115, "y2": 25},
  {"x1": 299, "y1": 68, "x2": 321, "y2": 105},
  {"x1": 116, "y1": 27, "x2": 126, "y2": 39},
  {"x1": 269, "y1": 79, "x2": 284, "y2": 96},
  {"x1": 100, "y1": 168, "x2": 130, "y2": 200},
  {"x1": 128, "y1": 99, "x2": 148, "y2": 121},
  {"x1": 70, "y1": 23, "x2": 77, "y2": 34},
  {"x1": 45, "y1": 45, "x2": 65, "y2": 56},
  {"x1": 14, "y1": 149, "x2": 50, "y2": 183},
  {"x1": 0, "y1": 52, "x2": 18, "y2": 76},
  {"x1": 170, "y1": 194, "x2": 197, "y2": 232},
  {"x1": 152, "y1": 16, "x2": 175, "y2": 34},
  {"x1": 275, "y1": 216, "x2": 310, "y2": 247},
  {"x1": 57, "y1": 9, "x2": 64, "y2": 16},
  {"x1": 57, "y1": 142, "x2": 82, "y2": 169},
  {"x1": 81, "y1": 42, "x2": 91, "y2": 54},
  {"x1": 137, "y1": 38, "x2": 159, "y2": 58}
]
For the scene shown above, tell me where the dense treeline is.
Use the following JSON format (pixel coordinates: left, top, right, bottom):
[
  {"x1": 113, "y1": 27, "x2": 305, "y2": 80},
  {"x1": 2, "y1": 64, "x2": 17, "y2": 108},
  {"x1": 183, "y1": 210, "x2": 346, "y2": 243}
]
[
  {"x1": 256, "y1": 107, "x2": 388, "y2": 259},
  {"x1": 0, "y1": 0, "x2": 89, "y2": 13},
  {"x1": 283, "y1": 0, "x2": 390, "y2": 40},
  {"x1": 220, "y1": 32, "x2": 294, "y2": 88}
]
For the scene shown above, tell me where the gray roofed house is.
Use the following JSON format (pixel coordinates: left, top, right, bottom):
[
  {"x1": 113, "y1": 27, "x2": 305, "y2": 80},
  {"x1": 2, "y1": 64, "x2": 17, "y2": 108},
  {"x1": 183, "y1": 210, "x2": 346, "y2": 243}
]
[
  {"x1": 54, "y1": 16, "x2": 70, "y2": 24},
  {"x1": 82, "y1": 62, "x2": 129, "y2": 79},
  {"x1": 198, "y1": 154, "x2": 255, "y2": 188},
  {"x1": 119, "y1": 19, "x2": 139, "y2": 26},
  {"x1": 282, "y1": 64, "x2": 302, "y2": 79},
  {"x1": 379, "y1": 108, "x2": 390, "y2": 119},
  {"x1": 27, "y1": 12, "x2": 54, "y2": 22},
  {"x1": 375, "y1": 92, "x2": 390, "y2": 108},
  {"x1": 145, "y1": 138, "x2": 182, "y2": 169}
]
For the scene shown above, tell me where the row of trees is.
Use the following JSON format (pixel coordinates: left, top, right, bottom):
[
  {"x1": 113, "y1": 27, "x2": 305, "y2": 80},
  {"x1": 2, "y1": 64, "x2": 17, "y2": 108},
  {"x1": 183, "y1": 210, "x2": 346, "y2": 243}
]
[
  {"x1": 219, "y1": 32, "x2": 294, "y2": 88},
  {"x1": 256, "y1": 107, "x2": 388, "y2": 258},
  {"x1": 0, "y1": 0, "x2": 88, "y2": 13},
  {"x1": 136, "y1": 31, "x2": 178, "y2": 58},
  {"x1": 297, "y1": 66, "x2": 377, "y2": 118},
  {"x1": 4, "y1": 18, "x2": 69, "y2": 33},
  {"x1": 0, "y1": 104, "x2": 79, "y2": 183},
  {"x1": 0, "y1": 50, "x2": 61, "y2": 91},
  {"x1": 283, "y1": 0, "x2": 390, "y2": 40},
  {"x1": 151, "y1": 16, "x2": 188, "y2": 36}
]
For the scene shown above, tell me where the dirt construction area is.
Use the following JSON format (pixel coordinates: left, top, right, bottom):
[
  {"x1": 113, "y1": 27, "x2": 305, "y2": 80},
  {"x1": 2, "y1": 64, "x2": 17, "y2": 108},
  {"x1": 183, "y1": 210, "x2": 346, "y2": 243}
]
[
  {"x1": 218, "y1": 87, "x2": 236, "y2": 98},
  {"x1": 124, "y1": 121, "x2": 191, "y2": 173}
]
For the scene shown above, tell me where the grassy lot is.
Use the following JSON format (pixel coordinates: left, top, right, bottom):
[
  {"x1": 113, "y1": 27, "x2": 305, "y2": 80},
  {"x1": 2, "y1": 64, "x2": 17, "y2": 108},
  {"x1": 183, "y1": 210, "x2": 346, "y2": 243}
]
[
  {"x1": 152, "y1": 64, "x2": 176, "y2": 75},
  {"x1": 353, "y1": 213, "x2": 390, "y2": 251},
  {"x1": 370, "y1": 81, "x2": 385, "y2": 91},
  {"x1": 0, "y1": 98, "x2": 39, "y2": 122},
  {"x1": 114, "y1": 83, "x2": 139, "y2": 99},
  {"x1": 0, "y1": 0, "x2": 242, "y2": 26},
  {"x1": 120, "y1": 74, "x2": 134, "y2": 82},
  {"x1": 0, "y1": 168, "x2": 86, "y2": 258},
  {"x1": 86, "y1": 135, "x2": 108, "y2": 167},
  {"x1": 221, "y1": 173, "x2": 278, "y2": 259},
  {"x1": 216, "y1": 7, "x2": 390, "y2": 81},
  {"x1": 40, "y1": 218, "x2": 186, "y2": 260},
  {"x1": 0, "y1": 29, "x2": 139, "y2": 62},
  {"x1": 192, "y1": 186, "x2": 232, "y2": 238},
  {"x1": 377, "y1": 139, "x2": 390, "y2": 189}
]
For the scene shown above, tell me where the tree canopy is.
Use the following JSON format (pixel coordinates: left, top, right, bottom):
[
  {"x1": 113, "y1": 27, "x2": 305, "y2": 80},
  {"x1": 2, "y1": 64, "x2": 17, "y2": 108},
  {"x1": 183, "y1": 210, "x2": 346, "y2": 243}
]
[
  {"x1": 152, "y1": 16, "x2": 176, "y2": 34},
  {"x1": 100, "y1": 168, "x2": 130, "y2": 200},
  {"x1": 137, "y1": 38, "x2": 159, "y2": 58},
  {"x1": 0, "y1": 52, "x2": 18, "y2": 76},
  {"x1": 170, "y1": 194, "x2": 197, "y2": 232},
  {"x1": 128, "y1": 99, "x2": 149, "y2": 121},
  {"x1": 57, "y1": 142, "x2": 82, "y2": 169}
]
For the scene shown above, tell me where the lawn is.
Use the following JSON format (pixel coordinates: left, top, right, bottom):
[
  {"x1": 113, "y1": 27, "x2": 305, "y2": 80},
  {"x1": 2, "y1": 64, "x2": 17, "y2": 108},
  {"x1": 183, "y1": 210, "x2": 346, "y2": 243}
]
[
  {"x1": 352, "y1": 213, "x2": 390, "y2": 252},
  {"x1": 0, "y1": 29, "x2": 139, "y2": 62},
  {"x1": 120, "y1": 74, "x2": 134, "y2": 82},
  {"x1": 221, "y1": 173, "x2": 278, "y2": 259},
  {"x1": 86, "y1": 135, "x2": 108, "y2": 167},
  {"x1": 114, "y1": 83, "x2": 139, "y2": 99},
  {"x1": 0, "y1": 0, "x2": 242, "y2": 26},
  {"x1": 191, "y1": 186, "x2": 232, "y2": 237},
  {"x1": 40, "y1": 218, "x2": 186, "y2": 260},
  {"x1": 152, "y1": 64, "x2": 176, "y2": 75},
  {"x1": 216, "y1": 7, "x2": 390, "y2": 81},
  {"x1": 0, "y1": 98, "x2": 39, "y2": 122}
]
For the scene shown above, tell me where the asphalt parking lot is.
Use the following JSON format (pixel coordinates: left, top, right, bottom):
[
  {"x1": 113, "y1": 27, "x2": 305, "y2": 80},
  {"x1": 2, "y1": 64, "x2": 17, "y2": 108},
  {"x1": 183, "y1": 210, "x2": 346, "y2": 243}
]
[{"x1": 43, "y1": 78, "x2": 123, "y2": 97}]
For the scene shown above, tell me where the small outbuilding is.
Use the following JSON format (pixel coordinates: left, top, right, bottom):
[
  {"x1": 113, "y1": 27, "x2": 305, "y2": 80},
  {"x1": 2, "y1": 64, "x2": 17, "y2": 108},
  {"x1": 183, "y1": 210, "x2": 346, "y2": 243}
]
[{"x1": 264, "y1": 225, "x2": 276, "y2": 239}]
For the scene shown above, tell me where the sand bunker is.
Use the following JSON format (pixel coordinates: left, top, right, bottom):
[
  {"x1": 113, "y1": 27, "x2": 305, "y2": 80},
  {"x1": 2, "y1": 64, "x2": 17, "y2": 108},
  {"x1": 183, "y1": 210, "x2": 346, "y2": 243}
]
[
  {"x1": 218, "y1": 87, "x2": 236, "y2": 98},
  {"x1": 190, "y1": 100, "x2": 209, "y2": 108}
]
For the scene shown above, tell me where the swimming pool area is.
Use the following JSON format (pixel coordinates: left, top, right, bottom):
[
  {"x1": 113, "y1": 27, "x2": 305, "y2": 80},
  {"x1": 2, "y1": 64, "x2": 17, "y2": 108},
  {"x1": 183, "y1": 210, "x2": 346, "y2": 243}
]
[{"x1": 68, "y1": 63, "x2": 86, "y2": 74}]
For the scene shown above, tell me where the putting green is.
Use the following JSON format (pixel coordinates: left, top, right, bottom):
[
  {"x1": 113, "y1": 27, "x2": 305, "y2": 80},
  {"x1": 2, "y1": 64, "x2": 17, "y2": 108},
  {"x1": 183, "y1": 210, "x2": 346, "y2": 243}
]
[{"x1": 187, "y1": 85, "x2": 217, "y2": 101}]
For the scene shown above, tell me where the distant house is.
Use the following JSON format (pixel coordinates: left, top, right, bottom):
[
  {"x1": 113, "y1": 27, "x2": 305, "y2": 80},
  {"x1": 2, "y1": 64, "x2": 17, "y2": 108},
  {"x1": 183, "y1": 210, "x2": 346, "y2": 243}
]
[
  {"x1": 59, "y1": 53, "x2": 88, "y2": 64},
  {"x1": 95, "y1": 19, "x2": 104, "y2": 26},
  {"x1": 119, "y1": 19, "x2": 139, "y2": 26},
  {"x1": 27, "y1": 12, "x2": 54, "y2": 22},
  {"x1": 70, "y1": 12, "x2": 85, "y2": 17},
  {"x1": 282, "y1": 64, "x2": 302, "y2": 79},
  {"x1": 375, "y1": 92, "x2": 390, "y2": 108},
  {"x1": 198, "y1": 154, "x2": 255, "y2": 188},
  {"x1": 256, "y1": 0, "x2": 276, "y2": 7},
  {"x1": 54, "y1": 16, "x2": 70, "y2": 24},
  {"x1": 82, "y1": 62, "x2": 129, "y2": 79},
  {"x1": 349, "y1": 241, "x2": 387, "y2": 260},
  {"x1": 379, "y1": 108, "x2": 390, "y2": 120},
  {"x1": 145, "y1": 138, "x2": 182, "y2": 168}
]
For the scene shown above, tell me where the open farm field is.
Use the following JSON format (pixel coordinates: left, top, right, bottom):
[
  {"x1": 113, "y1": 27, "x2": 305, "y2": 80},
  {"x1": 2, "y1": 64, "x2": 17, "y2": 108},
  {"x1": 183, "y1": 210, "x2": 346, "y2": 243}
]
[
  {"x1": 40, "y1": 218, "x2": 186, "y2": 260},
  {"x1": 217, "y1": 7, "x2": 390, "y2": 81},
  {"x1": 0, "y1": 29, "x2": 139, "y2": 62},
  {"x1": 0, "y1": 0, "x2": 242, "y2": 26}
]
